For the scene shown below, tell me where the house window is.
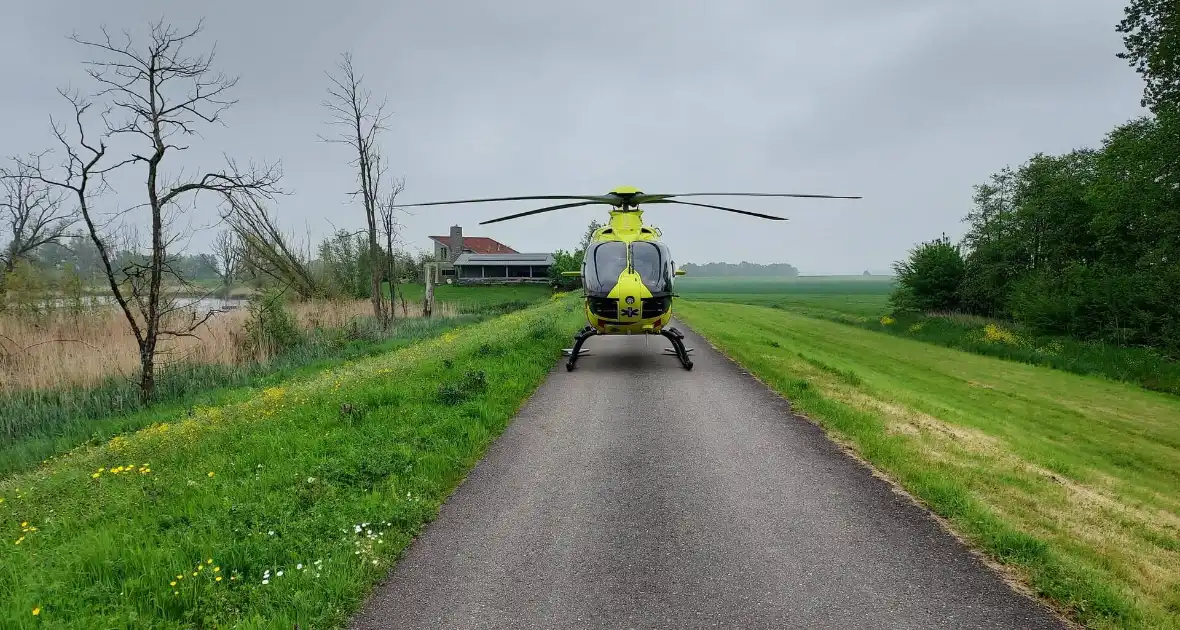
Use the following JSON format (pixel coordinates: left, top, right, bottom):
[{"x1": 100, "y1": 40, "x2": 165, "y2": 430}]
[{"x1": 440, "y1": 246, "x2": 448, "y2": 259}]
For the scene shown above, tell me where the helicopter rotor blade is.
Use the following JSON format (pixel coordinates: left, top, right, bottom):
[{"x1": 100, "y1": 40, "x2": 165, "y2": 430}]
[
  {"x1": 478, "y1": 200, "x2": 603, "y2": 225},
  {"x1": 392, "y1": 194, "x2": 617, "y2": 209},
  {"x1": 645, "y1": 199, "x2": 789, "y2": 220},
  {"x1": 636, "y1": 192, "x2": 861, "y2": 204}
]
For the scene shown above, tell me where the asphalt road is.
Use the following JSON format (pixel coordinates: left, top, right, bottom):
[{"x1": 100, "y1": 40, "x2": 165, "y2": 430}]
[{"x1": 350, "y1": 322, "x2": 1068, "y2": 630}]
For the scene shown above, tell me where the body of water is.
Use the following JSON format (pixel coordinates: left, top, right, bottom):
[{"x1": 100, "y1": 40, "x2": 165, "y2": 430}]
[{"x1": 35, "y1": 295, "x2": 251, "y2": 313}]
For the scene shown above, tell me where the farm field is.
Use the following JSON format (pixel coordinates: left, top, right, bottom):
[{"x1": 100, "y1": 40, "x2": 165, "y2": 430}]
[
  {"x1": 391, "y1": 282, "x2": 553, "y2": 315},
  {"x1": 674, "y1": 275, "x2": 894, "y2": 318},
  {"x1": 675, "y1": 276, "x2": 1180, "y2": 395},
  {"x1": 0, "y1": 296, "x2": 584, "y2": 628},
  {"x1": 676, "y1": 301, "x2": 1180, "y2": 630}
]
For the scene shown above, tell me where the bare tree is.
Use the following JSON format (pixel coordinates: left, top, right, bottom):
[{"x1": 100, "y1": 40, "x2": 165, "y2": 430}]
[
  {"x1": 221, "y1": 192, "x2": 322, "y2": 300},
  {"x1": 17, "y1": 19, "x2": 282, "y2": 404},
  {"x1": 321, "y1": 52, "x2": 393, "y2": 328},
  {"x1": 210, "y1": 228, "x2": 238, "y2": 289},
  {"x1": 0, "y1": 158, "x2": 77, "y2": 272},
  {"x1": 376, "y1": 156, "x2": 406, "y2": 323}
]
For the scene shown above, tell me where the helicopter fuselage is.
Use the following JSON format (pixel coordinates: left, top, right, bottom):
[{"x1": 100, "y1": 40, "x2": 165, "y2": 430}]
[{"x1": 573, "y1": 207, "x2": 682, "y2": 336}]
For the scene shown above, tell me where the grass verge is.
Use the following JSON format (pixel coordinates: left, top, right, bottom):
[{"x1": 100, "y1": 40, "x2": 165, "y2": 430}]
[
  {"x1": 0, "y1": 314, "x2": 492, "y2": 479},
  {"x1": 676, "y1": 301, "x2": 1180, "y2": 630},
  {"x1": 680, "y1": 279, "x2": 1180, "y2": 396},
  {"x1": 0, "y1": 295, "x2": 583, "y2": 628}
]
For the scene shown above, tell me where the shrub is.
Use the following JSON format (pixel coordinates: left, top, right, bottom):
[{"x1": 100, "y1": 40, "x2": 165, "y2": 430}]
[
  {"x1": 238, "y1": 290, "x2": 302, "y2": 362},
  {"x1": 890, "y1": 234, "x2": 966, "y2": 313}
]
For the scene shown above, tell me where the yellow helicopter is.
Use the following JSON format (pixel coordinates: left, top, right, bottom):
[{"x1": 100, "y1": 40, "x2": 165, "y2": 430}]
[{"x1": 394, "y1": 186, "x2": 859, "y2": 371}]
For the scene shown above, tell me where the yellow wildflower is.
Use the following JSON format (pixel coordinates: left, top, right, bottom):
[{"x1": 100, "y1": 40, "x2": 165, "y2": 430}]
[
  {"x1": 207, "y1": 471, "x2": 215, "y2": 478},
  {"x1": 216, "y1": 576, "x2": 223, "y2": 582},
  {"x1": 91, "y1": 473, "x2": 101, "y2": 478},
  {"x1": 170, "y1": 581, "x2": 176, "y2": 587},
  {"x1": 32, "y1": 607, "x2": 40, "y2": 616}
]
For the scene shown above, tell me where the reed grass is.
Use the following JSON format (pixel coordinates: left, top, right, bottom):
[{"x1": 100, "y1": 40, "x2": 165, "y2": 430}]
[{"x1": 0, "y1": 299, "x2": 456, "y2": 393}]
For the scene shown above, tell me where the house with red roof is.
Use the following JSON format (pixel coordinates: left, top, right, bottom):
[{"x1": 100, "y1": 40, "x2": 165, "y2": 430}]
[{"x1": 428, "y1": 225, "x2": 554, "y2": 284}]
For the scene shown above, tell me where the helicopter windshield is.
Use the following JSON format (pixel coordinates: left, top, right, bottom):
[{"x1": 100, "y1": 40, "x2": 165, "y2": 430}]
[
  {"x1": 630, "y1": 241, "x2": 672, "y2": 294},
  {"x1": 583, "y1": 241, "x2": 628, "y2": 295}
]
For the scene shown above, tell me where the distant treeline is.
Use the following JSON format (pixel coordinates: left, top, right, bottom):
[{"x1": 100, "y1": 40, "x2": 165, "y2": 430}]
[
  {"x1": 681, "y1": 262, "x2": 799, "y2": 277},
  {"x1": 891, "y1": 0, "x2": 1180, "y2": 356}
]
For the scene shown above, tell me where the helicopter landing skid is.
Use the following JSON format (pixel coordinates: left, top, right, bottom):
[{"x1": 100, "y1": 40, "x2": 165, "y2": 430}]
[
  {"x1": 660, "y1": 327, "x2": 694, "y2": 370},
  {"x1": 565, "y1": 326, "x2": 597, "y2": 371}
]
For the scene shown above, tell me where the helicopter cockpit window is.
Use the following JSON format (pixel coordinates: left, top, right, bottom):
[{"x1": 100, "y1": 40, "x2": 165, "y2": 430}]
[
  {"x1": 630, "y1": 241, "x2": 672, "y2": 294},
  {"x1": 583, "y1": 241, "x2": 628, "y2": 295}
]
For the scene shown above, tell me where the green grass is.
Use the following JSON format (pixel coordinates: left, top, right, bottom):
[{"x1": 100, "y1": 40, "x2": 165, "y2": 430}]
[
  {"x1": 677, "y1": 275, "x2": 1180, "y2": 395},
  {"x1": 675, "y1": 275, "x2": 894, "y2": 319},
  {"x1": 0, "y1": 295, "x2": 584, "y2": 628},
  {"x1": 390, "y1": 282, "x2": 553, "y2": 315},
  {"x1": 677, "y1": 301, "x2": 1180, "y2": 630},
  {"x1": 2, "y1": 285, "x2": 555, "y2": 480},
  {"x1": 0, "y1": 315, "x2": 490, "y2": 479}
]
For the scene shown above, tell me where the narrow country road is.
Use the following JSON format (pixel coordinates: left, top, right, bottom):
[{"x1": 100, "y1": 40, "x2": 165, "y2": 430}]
[{"x1": 350, "y1": 322, "x2": 1068, "y2": 630}]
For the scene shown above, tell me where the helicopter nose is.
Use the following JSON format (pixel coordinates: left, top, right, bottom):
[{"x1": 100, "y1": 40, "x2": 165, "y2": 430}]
[{"x1": 620, "y1": 294, "x2": 641, "y2": 318}]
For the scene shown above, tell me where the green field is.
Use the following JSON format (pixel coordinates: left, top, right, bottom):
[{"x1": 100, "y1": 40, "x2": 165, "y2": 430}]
[
  {"x1": 677, "y1": 300, "x2": 1180, "y2": 629},
  {"x1": 391, "y1": 283, "x2": 553, "y2": 314},
  {"x1": 676, "y1": 276, "x2": 1180, "y2": 395},
  {"x1": 675, "y1": 275, "x2": 894, "y2": 318},
  {"x1": 0, "y1": 296, "x2": 584, "y2": 628}
]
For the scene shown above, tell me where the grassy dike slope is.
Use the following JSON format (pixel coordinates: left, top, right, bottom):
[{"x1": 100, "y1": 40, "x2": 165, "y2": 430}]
[
  {"x1": 676, "y1": 301, "x2": 1180, "y2": 630},
  {"x1": 0, "y1": 296, "x2": 583, "y2": 629}
]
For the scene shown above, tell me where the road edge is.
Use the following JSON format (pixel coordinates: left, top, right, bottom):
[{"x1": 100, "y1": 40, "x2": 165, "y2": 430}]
[{"x1": 671, "y1": 318, "x2": 1084, "y2": 630}]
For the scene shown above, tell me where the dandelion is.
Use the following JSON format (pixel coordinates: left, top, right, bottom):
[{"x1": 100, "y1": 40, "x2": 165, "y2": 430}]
[
  {"x1": 206, "y1": 558, "x2": 212, "y2": 564},
  {"x1": 214, "y1": 566, "x2": 220, "y2": 572},
  {"x1": 32, "y1": 607, "x2": 40, "y2": 616},
  {"x1": 207, "y1": 471, "x2": 215, "y2": 478},
  {"x1": 91, "y1": 473, "x2": 101, "y2": 479},
  {"x1": 216, "y1": 576, "x2": 223, "y2": 582},
  {"x1": 170, "y1": 581, "x2": 177, "y2": 587},
  {"x1": 21, "y1": 522, "x2": 27, "y2": 527}
]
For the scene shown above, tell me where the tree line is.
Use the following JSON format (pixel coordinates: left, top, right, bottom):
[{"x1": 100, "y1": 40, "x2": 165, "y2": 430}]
[
  {"x1": 0, "y1": 18, "x2": 417, "y2": 402},
  {"x1": 680, "y1": 261, "x2": 799, "y2": 277},
  {"x1": 890, "y1": 0, "x2": 1180, "y2": 356}
]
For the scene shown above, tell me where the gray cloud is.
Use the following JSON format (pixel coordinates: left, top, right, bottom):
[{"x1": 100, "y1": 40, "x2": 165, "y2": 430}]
[{"x1": 0, "y1": 0, "x2": 1148, "y2": 274}]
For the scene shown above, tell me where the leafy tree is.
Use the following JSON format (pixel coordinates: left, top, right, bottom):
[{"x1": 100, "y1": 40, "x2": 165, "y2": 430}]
[
  {"x1": 1117, "y1": 0, "x2": 1180, "y2": 111},
  {"x1": 889, "y1": 234, "x2": 965, "y2": 313},
  {"x1": 679, "y1": 261, "x2": 799, "y2": 277},
  {"x1": 549, "y1": 219, "x2": 604, "y2": 290}
]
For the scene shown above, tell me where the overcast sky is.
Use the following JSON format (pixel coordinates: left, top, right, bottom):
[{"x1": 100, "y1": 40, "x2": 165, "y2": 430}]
[{"x1": 1, "y1": 1, "x2": 1147, "y2": 274}]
